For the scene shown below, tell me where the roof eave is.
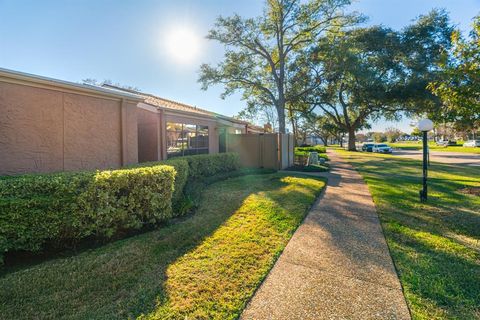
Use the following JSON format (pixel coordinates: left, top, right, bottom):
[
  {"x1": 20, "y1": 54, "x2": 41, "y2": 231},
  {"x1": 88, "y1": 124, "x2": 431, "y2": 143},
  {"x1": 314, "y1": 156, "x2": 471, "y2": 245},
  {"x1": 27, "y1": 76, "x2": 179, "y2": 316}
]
[{"x1": 0, "y1": 67, "x2": 144, "y2": 102}]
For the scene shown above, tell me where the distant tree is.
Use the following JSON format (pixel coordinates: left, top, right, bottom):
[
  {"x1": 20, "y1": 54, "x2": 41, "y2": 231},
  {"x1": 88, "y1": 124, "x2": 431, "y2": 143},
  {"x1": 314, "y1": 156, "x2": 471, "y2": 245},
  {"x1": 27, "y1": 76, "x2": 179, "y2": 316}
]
[
  {"x1": 411, "y1": 127, "x2": 423, "y2": 137},
  {"x1": 428, "y1": 15, "x2": 480, "y2": 139},
  {"x1": 199, "y1": 0, "x2": 360, "y2": 134},
  {"x1": 82, "y1": 78, "x2": 99, "y2": 86},
  {"x1": 304, "y1": 10, "x2": 454, "y2": 150},
  {"x1": 301, "y1": 113, "x2": 346, "y2": 146},
  {"x1": 236, "y1": 105, "x2": 279, "y2": 131},
  {"x1": 384, "y1": 127, "x2": 403, "y2": 142},
  {"x1": 453, "y1": 119, "x2": 480, "y2": 140},
  {"x1": 372, "y1": 132, "x2": 387, "y2": 143},
  {"x1": 355, "y1": 133, "x2": 367, "y2": 143},
  {"x1": 82, "y1": 79, "x2": 141, "y2": 92}
]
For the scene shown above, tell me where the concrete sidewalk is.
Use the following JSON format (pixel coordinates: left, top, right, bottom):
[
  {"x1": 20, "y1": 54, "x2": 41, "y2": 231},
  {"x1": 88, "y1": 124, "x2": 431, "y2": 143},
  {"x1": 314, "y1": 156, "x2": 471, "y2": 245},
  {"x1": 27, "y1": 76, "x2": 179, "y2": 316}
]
[{"x1": 241, "y1": 150, "x2": 411, "y2": 320}]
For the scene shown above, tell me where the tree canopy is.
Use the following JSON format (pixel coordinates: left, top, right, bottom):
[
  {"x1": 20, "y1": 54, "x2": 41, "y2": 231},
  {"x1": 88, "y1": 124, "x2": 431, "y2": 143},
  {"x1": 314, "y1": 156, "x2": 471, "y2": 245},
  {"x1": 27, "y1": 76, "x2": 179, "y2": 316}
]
[
  {"x1": 199, "y1": 2, "x2": 468, "y2": 145},
  {"x1": 304, "y1": 10, "x2": 453, "y2": 150},
  {"x1": 198, "y1": 0, "x2": 360, "y2": 133},
  {"x1": 428, "y1": 15, "x2": 480, "y2": 138}
]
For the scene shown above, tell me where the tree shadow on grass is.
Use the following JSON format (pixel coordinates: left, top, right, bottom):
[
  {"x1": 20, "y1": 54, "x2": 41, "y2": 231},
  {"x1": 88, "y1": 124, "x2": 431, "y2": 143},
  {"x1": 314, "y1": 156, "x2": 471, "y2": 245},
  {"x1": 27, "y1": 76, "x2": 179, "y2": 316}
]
[
  {"x1": 344, "y1": 154, "x2": 480, "y2": 318},
  {"x1": 386, "y1": 223, "x2": 480, "y2": 319},
  {"x1": 351, "y1": 158, "x2": 480, "y2": 238},
  {"x1": 138, "y1": 174, "x2": 326, "y2": 319},
  {"x1": 0, "y1": 173, "x2": 323, "y2": 320}
]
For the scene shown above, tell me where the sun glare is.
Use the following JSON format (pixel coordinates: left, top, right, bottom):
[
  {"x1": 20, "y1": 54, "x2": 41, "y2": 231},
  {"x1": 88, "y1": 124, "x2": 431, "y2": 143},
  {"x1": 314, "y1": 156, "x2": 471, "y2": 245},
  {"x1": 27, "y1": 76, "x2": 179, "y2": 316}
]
[{"x1": 165, "y1": 26, "x2": 200, "y2": 64}]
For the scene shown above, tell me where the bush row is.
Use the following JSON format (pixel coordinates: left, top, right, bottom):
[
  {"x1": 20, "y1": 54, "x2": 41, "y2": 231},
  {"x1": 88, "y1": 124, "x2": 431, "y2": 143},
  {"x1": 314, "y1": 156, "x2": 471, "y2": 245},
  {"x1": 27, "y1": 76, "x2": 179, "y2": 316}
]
[
  {"x1": 0, "y1": 153, "x2": 240, "y2": 265},
  {"x1": 0, "y1": 165, "x2": 176, "y2": 265},
  {"x1": 136, "y1": 153, "x2": 240, "y2": 203},
  {"x1": 295, "y1": 145, "x2": 327, "y2": 154},
  {"x1": 180, "y1": 153, "x2": 240, "y2": 180}
]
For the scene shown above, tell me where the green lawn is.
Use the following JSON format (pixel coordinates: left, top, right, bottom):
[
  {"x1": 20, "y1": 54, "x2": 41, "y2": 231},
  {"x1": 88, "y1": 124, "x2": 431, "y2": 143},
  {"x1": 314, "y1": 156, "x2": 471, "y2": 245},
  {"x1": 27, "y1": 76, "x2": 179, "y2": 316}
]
[
  {"x1": 390, "y1": 142, "x2": 480, "y2": 154},
  {"x1": 0, "y1": 172, "x2": 325, "y2": 320},
  {"x1": 336, "y1": 150, "x2": 480, "y2": 319}
]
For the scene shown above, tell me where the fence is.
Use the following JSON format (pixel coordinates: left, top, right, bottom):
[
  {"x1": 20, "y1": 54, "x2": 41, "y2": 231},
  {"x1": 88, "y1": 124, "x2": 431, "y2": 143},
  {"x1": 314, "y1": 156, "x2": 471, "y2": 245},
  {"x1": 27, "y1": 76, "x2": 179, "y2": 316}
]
[{"x1": 226, "y1": 133, "x2": 294, "y2": 170}]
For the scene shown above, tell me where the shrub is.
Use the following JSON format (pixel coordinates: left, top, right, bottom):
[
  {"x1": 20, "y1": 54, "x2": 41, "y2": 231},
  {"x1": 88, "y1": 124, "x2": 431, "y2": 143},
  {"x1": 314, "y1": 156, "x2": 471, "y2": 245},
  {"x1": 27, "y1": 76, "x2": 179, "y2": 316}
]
[
  {"x1": 77, "y1": 165, "x2": 176, "y2": 238},
  {"x1": 295, "y1": 145, "x2": 327, "y2": 154},
  {"x1": 0, "y1": 164, "x2": 176, "y2": 265},
  {"x1": 141, "y1": 153, "x2": 240, "y2": 212},
  {"x1": 302, "y1": 164, "x2": 330, "y2": 172},
  {"x1": 0, "y1": 153, "x2": 241, "y2": 265},
  {"x1": 180, "y1": 153, "x2": 240, "y2": 180},
  {"x1": 0, "y1": 172, "x2": 90, "y2": 263},
  {"x1": 129, "y1": 158, "x2": 188, "y2": 205},
  {"x1": 163, "y1": 159, "x2": 189, "y2": 203}
]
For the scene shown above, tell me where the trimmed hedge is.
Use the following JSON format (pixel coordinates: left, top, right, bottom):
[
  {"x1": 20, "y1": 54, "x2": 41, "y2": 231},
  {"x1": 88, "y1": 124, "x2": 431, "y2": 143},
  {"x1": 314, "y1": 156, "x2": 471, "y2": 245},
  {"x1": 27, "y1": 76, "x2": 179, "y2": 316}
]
[
  {"x1": 180, "y1": 153, "x2": 240, "y2": 180},
  {"x1": 0, "y1": 152, "x2": 241, "y2": 265},
  {"x1": 161, "y1": 159, "x2": 189, "y2": 203},
  {"x1": 0, "y1": 165, "x2": 175, "y2": 265},
  {"x1": 295, "y1": 145, "x2": 327, "y2": 154},
  {"x1": 135, "y1": 153, "x2": 240, "y2": 203}
]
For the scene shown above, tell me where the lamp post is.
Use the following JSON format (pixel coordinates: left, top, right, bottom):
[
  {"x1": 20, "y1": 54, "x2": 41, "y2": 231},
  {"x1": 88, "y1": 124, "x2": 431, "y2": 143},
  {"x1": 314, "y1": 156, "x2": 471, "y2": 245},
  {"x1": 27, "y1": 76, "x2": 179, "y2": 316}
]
[{"x1": 417, "y1": 119, "x2": 434, "y2": 202}]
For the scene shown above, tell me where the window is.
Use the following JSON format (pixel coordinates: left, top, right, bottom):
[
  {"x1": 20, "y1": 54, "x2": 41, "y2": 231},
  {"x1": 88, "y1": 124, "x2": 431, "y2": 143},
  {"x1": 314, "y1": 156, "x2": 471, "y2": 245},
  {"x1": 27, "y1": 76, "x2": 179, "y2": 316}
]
[{"x1": 166, "y1": 122, "x2": 209, "y2": 158}]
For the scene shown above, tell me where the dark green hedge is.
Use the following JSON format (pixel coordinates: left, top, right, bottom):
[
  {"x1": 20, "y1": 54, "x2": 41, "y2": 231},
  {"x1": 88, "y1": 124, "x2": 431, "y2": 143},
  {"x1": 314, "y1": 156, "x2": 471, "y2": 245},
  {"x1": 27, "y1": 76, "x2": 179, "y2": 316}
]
[
  {"x1": 295, "y1": 145, "x2": 327, "y2": 154},
  {"x1": 161, "y1": 159, "x2": 189, "y2": 203},
  {"x1": 136, "y1": 153, "x2": 240, "y2": 204},
  {"x1": 180, "y1": 153, "x2": 240, "y2": 180},
  {"x1": 0, "y1": 165, "x2": 175, "y2": 265},
  {"x1": 0, "y1": 152, "x2": 241, "y2": 265}
]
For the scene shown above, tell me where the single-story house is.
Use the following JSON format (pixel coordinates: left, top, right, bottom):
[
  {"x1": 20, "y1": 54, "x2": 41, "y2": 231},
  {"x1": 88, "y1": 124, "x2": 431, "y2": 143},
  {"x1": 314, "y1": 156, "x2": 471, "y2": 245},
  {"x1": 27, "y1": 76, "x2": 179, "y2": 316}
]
[
  {"x1": 0, "y1": 68, "x2": 265, "y2": 175},
  {"x1": 101, "y1": 84, "x2": 264, "y2": 162}
]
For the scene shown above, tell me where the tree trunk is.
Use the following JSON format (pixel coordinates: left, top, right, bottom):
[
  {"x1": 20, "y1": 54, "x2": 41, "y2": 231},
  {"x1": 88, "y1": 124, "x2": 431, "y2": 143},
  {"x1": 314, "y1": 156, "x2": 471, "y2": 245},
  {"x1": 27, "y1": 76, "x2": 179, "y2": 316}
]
[
  {"x1": 347, "y1": 127, "x2": 356, "y2": 151},
  {"x1": 277, "y1": 105, "x2": 286, "y2": 134},
  {"x1": 291, "y1": 118, "x2": 297, "y2": 142},
  {"x1": 320, "y1": 136, "x2": 328, "y2": 146}
]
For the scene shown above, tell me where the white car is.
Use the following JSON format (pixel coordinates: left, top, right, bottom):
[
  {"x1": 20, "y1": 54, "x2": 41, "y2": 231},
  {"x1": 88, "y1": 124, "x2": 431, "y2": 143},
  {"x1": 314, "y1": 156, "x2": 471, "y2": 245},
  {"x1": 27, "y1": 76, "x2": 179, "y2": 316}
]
[
  {"x1": 372, "y1": 143, "x2": 393, "y2": 153},
  {"x1": 463, "y1": 140, "x2": 480, "y2": 147}
]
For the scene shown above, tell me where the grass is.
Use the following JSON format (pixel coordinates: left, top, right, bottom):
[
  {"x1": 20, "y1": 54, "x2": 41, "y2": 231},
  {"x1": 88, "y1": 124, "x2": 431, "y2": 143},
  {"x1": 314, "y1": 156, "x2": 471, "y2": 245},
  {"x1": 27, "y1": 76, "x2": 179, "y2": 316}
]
[
  {"x1": 336, "y1": 150, "x2": 480, "y2": 319},
  {"x1": 0, "y1": 172, "x2": 325, "y2": 320},
  {"x1": 294, "y1": 146, "x2": 329, "y2": 160},
  {"x1": 390, "y1": 142, "x2": 480, "y2": 154}
]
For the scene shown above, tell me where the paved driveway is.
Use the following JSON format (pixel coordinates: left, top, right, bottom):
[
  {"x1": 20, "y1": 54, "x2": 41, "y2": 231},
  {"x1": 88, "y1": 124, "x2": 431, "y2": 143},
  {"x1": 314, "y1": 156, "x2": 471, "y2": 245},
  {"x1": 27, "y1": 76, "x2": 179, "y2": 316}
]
[{"x1": 392, "y1": 149, "x2": 480, "y2": 167}]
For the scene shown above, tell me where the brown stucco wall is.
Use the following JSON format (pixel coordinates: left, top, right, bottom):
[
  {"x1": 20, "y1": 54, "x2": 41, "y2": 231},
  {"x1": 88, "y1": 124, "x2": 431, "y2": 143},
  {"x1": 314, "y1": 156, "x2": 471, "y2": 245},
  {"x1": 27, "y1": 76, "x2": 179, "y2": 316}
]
[
  {"x1": 0, "y1": 82, "x2": 64, "y2": 174},
  {"x1": 126, "y1": 101, "x2": 139, "y2": 165},
  {"x1": 63, "y1": 92, "x2": 122, "y2": 171},
  {"x1": 0, "y1": 80, "x2": 139, "y2": 175}
]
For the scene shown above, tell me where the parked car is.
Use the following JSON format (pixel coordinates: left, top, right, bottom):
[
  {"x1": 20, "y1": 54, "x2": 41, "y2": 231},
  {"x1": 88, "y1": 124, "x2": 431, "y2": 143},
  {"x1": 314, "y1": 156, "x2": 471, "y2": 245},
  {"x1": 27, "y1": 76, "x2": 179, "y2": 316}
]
[
  {"x1": 372, "y1": 143, "x2": 393, "y2": 153},
  {"x1": 436, "y1": 140, "x2": 457, "y2": 147},
  {"x1": 362, "y1": 143, "x2": 375, "y2": 152},
  {"x1": 463, "y1": 140, "x2": 480, "y2": 147}
]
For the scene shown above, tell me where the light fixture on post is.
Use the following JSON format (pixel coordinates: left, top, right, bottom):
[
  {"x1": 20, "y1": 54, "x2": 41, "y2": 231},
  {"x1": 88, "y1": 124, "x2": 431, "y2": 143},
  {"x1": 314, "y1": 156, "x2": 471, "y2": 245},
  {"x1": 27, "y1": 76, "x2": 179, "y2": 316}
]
[{"x1": 417, "y1": 118, "x2": 434, "y2": 202}]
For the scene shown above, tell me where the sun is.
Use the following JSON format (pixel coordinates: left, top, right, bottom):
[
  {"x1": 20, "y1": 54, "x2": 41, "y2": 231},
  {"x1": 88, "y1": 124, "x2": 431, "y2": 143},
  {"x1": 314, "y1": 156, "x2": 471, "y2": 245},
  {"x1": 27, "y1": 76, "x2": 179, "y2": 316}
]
[{"x1": 165, "y1": 26, "x2": 201, "y2": 64}]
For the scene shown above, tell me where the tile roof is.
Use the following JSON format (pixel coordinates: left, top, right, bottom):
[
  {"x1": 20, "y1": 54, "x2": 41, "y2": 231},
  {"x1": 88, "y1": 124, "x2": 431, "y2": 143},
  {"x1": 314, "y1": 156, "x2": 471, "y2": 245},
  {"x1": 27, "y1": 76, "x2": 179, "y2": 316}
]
[
  {"x1": 101, "y1": 84, "x2": 264, "y2": 131},
  {"x1": 143, "y1": 95, "x2": 215, "y2": 118}
]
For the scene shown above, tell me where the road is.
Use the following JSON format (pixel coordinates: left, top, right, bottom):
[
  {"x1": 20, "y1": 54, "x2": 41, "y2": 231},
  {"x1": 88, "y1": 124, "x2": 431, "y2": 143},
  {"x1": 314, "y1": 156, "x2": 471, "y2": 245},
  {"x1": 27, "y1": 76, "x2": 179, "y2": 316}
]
[{"x1": 392, "y1": 149, "x2": 480, "y2": 167}]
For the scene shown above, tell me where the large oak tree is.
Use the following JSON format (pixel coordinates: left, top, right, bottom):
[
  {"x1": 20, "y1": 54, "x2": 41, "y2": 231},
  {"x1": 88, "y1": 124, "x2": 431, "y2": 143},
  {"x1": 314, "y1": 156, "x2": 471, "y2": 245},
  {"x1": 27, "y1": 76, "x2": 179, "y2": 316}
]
[
  {"x1": 198, "y1": 0, "x2": 359, "y2": 133},
  {"x1": 305, "y1": 10, "x2": 453, "y2": 150}
]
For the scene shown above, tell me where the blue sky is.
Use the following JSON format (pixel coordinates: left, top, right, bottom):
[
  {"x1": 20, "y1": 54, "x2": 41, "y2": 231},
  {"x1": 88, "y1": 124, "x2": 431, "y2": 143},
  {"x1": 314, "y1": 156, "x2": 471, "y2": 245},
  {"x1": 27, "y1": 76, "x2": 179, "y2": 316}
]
[{"x1": 1, "y1": 0, "x2": 479, "y2": 133}]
